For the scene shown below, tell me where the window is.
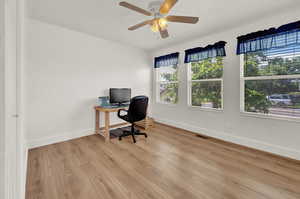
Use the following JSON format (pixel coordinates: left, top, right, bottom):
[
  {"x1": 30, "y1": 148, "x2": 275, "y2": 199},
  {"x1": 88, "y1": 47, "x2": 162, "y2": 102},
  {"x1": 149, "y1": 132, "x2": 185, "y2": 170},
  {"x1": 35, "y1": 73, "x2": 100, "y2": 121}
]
[
  {"x1": 185, "y1": 41, "x2": 227, "y2": 110},
  {"x1": 156, "y1": 65, "x2": 179, "y2": 104},
  {"x1": 188, "y1": 57, "x2": 224, "y2": 109},
  {"x1": 241, "y1": 49, "x2": 300, "y2": 118},
  {"x1": 237, "y1": 20, "x2": 300, "y2": 119}
]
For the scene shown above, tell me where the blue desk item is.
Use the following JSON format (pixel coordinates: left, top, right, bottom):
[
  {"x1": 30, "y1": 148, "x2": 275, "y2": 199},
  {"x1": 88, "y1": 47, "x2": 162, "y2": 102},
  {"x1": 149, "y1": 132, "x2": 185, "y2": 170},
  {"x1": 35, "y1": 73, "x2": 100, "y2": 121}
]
[{"x1": 98, "y1": 96, "x2": 110, "y2": 106}]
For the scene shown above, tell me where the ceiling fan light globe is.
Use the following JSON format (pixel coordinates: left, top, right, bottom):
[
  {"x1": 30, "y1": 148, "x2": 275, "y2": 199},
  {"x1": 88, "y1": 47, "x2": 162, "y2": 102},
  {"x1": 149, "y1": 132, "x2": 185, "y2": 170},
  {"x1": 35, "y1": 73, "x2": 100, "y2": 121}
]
[
  {"x1": 151, "y1": 23, "x2": 159, "y2": 32},
  {"x1": 159, "y1": 18, "x2": 168, "y2": 28}
]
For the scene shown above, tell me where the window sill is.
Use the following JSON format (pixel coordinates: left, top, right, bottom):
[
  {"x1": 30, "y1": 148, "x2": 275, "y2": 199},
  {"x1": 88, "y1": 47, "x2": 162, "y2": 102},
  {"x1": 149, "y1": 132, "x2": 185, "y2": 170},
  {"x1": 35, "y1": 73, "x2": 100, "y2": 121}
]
[
  {"x1": 188, "y1": 106, "x2": 224, "y2": 113},
  {"x1": 240, "y1": 111, "x2": 300, "y2": 123},
  {"x1": 155, "y1": 102, "x2": 178, "y2": 107}
]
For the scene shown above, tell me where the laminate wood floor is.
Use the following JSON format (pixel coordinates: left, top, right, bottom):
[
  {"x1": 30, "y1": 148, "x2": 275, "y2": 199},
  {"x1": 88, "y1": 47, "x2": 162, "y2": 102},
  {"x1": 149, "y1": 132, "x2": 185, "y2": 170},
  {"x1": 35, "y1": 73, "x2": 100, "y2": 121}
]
[{"x1": 26, "y1": 123, "x2": 300, "y2": 199}]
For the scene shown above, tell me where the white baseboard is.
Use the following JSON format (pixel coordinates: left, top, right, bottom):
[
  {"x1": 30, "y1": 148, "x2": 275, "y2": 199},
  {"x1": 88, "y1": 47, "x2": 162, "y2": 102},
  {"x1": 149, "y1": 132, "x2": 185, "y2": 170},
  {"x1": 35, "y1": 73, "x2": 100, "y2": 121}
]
[
  {"x1": 27, "y1": 129, "x2": 95, "y2": 149},
  {"x1": 155, "y1": 118, "x2": 300, "y2": 161},
  {"x1": 26, "y1": 124, "x2": 130, "y2": 149}
]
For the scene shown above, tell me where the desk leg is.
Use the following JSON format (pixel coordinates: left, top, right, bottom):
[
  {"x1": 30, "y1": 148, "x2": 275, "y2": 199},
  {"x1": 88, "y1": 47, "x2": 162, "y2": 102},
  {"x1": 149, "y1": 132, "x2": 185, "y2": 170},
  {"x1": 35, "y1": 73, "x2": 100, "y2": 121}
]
[
  {"x1": 105, "y1": 111, "x2": 110, "y2": 142},
  {"x1": 95, "y1": 110, "x2": 100, "y2": 134}
]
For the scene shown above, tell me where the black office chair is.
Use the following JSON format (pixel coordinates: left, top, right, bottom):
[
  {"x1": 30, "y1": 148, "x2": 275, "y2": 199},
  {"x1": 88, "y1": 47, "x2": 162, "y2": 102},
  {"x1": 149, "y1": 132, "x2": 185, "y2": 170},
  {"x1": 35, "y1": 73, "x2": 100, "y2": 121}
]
[{"x1": 118, "y1": 96, "x2": 148, "y2": 143}]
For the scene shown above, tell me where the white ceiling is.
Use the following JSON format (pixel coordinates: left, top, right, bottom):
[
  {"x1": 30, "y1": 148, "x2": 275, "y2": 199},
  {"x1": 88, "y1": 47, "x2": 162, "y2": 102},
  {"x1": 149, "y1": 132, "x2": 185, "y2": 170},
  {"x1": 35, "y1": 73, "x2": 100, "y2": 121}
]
[{"x1": 28, "y1": 0, "x2": 300, "y2": 51}]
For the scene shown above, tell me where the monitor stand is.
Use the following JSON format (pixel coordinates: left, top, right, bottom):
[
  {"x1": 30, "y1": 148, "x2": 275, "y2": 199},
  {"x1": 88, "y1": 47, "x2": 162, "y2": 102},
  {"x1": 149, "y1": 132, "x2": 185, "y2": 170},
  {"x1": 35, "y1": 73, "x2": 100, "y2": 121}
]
[{"x1": 115, "y1": 102, "x2": 128, "y2": 107}]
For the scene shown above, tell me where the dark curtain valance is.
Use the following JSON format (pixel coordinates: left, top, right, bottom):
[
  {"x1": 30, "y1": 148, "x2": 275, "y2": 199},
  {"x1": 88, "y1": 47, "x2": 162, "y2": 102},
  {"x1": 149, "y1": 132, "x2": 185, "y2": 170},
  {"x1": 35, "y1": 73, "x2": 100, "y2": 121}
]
[
  {"x1": 154, "y1": 52, "x2": 180, "y2": 68},
  {"x1": 237, "y1": 20, "x2": 300, "y2": 55},
  {"x1": 184, "y1": 41, "x2": 227, "y2": 63}
]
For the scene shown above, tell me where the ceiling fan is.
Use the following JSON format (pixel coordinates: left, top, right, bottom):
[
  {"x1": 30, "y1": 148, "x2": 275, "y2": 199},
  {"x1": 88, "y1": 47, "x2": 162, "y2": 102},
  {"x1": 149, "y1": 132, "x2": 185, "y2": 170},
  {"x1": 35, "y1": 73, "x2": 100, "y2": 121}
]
[{"x1": 119, "y1": 0, "x2": 199, "y2": 39}]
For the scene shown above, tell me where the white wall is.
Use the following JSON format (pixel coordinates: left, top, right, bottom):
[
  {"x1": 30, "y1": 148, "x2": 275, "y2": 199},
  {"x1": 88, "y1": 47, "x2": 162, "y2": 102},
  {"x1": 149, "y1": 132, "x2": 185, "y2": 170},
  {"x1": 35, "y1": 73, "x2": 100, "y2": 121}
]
[
  {"x1": 25, "y1": 19, "x2": 151, "y2": 148},
  {"x1": 151, "y1": 9, "x2": 300, "y2": 160}
]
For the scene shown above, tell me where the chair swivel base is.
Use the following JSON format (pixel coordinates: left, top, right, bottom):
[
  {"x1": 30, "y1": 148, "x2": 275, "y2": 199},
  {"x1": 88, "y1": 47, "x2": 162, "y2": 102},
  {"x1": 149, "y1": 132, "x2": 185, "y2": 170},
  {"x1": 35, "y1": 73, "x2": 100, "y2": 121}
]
[{"x1": 119, "y1": 129, "x2": 148, "y2": 143}]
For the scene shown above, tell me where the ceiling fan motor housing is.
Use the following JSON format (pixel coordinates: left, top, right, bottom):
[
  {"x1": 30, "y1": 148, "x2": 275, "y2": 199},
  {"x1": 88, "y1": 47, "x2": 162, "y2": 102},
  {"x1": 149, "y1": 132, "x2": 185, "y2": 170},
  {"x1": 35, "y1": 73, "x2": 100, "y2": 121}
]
[{"x1": 148, "y1": 0, "x2": 164, "y2": 17}]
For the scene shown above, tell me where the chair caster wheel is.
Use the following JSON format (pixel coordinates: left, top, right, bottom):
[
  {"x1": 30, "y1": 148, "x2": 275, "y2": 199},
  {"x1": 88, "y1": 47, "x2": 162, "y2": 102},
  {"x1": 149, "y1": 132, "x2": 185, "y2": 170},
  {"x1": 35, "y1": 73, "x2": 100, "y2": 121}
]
[
  {"x1": 119, "y1": 137, "x2": 122, "y2": 141},
  {"x1": 145, "y1": 134, "x2": 148, "y2": 138}
]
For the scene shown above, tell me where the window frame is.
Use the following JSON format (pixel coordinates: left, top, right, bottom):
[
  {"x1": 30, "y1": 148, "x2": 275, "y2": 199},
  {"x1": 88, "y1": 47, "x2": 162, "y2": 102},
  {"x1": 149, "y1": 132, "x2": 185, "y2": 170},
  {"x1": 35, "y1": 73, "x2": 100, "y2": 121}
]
[
  {"x1": 187, "y1": 58, "x2": 224, "y2": 111},
  {"x1": 240, "y1": 54, "x2": 300, "y2": 122},
  {"x1": 155, "y1": 65, "x2": 179, "y2": 105}
]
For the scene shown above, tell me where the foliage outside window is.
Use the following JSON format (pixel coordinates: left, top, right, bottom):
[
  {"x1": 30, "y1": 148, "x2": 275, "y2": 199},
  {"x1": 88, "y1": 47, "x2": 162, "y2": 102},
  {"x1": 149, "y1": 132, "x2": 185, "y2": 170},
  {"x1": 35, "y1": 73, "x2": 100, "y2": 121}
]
[
  {"x1": 241, "y1": 49, "x2": 300, "y2": 118},
  {"x1": 156, "y1": 65, "x2": 179, "y2": 104},
  {"x1": 188, "y1": 57, "x2": 223, "y2": 109}
]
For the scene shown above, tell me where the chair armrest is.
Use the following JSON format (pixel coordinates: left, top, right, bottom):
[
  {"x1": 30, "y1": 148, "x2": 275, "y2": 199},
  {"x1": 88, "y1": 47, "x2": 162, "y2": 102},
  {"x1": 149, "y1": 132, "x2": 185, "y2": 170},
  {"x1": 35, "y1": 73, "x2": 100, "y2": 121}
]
[{"x1": 117, "y1": 109, "x2": 128, "y2": 118}]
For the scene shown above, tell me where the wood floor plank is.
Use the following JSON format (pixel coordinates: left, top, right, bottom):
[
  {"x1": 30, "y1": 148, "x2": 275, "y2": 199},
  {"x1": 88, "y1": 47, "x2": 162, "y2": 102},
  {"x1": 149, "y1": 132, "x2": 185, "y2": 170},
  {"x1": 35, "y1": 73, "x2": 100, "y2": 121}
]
[
  {"x1": 26, "y1": 123, "x2": 300, "y2": 199},
  {"x1": 147, "y1": 127, "x2": 300, "y2": 198}
]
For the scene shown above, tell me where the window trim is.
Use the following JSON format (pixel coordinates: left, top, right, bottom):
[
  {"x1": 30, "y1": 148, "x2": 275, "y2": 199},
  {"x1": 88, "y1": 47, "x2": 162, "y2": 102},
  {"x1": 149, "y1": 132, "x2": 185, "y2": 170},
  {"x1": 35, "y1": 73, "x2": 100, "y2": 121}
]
[
  {"x1": 187, "y1": 60, "x2": 224, "y2": 110},
  {"x1": 239, "y1": 54, "x2": 300, "y2": 122},
  {"x1": 155, "y1": 66, "x2": 179, "y2": 105},
  {"x1": 240, "y1": 111, "x2": 300, "y2": 123}
]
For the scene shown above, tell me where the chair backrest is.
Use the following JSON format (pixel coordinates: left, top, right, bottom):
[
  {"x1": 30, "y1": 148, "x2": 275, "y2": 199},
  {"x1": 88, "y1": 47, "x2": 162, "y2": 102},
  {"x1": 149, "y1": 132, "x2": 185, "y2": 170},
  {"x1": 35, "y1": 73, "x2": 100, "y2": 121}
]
[{"x1": 127, "y1": 96, "x2": 149, "y2": 123}]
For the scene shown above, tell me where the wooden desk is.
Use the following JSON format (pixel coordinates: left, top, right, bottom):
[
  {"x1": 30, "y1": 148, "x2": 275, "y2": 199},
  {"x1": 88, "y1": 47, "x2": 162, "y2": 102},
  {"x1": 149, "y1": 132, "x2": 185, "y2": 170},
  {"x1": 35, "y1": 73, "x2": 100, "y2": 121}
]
[{"x1": 94, "y1": 106, "x2": 128, "y2": 142}]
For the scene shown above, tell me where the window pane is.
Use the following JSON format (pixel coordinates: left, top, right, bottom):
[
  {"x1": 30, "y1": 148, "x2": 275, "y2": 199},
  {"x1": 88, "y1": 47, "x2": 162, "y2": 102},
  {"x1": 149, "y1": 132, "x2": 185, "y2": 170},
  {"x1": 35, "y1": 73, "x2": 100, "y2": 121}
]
[
  {"x1": 158, "y1": 65, "x2": 178, "y2": 82},
  {"x1": 245, "y1": 78, "x2": 300, "y2": 117},
  {"x1": 191, "y1": 57, "x2": 223, "y2": 80},
  {"x1": 160, "y1": 83, "x2": 178, "y2": 104},
  {"x1": 244, "y1": 50, "x2": 300, "y2": 77},
  {"x1": 191, "y1": 81, "x2": 222, "y2": 109}
]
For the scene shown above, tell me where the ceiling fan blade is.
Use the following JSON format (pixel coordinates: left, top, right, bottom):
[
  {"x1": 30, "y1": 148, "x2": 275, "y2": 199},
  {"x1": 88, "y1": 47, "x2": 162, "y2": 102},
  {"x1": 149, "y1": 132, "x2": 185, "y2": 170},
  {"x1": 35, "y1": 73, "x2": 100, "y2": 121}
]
[
  {"x1": 119, "y1": 1, "x2": 152, "y2": 16},
  {"x1": 159, "y1": 27, "x2": 169, "y2": 39},
  {"x1": 159, "y1": 0, "x2": 178, "y2": 14},
  {"x1": 128, "y1": 20, "x2": 154, "y2": 31},
  {"x1": 166, "y1": 15, "x2": 199, "y2": 24}
]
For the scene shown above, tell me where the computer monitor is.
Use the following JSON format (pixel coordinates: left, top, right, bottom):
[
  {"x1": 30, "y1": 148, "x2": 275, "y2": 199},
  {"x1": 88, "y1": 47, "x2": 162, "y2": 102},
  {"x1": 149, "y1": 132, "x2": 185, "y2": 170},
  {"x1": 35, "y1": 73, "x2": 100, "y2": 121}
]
[{"x1": 109, "y1": 88, "x2": 131, "y2": 105}]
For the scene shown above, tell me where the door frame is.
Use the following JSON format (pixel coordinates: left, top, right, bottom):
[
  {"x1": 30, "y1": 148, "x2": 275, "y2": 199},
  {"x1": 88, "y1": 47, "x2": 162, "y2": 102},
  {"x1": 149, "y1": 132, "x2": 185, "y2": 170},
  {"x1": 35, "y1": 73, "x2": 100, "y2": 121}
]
[{"x1": 2, "y1": 0, "x2": 25, "y2": 199}]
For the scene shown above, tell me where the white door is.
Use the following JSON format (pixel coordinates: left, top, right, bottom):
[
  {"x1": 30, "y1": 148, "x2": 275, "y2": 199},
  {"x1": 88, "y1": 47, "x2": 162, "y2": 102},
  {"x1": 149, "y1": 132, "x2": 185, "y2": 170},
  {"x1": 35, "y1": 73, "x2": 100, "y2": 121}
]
[
  {"x1": 2, "y1": 0, "x2": 19, "y2": 198},
  {"x1": 0, "y1": 0, "x2": 6, "y2": 197}
]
